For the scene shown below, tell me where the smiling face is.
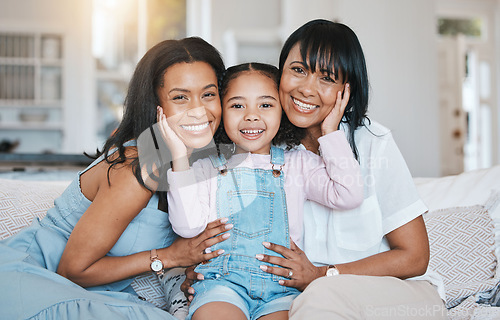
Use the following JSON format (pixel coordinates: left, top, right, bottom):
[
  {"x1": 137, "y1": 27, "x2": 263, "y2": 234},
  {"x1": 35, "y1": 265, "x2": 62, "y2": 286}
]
[
  {"x1": 279, "y1": 43, "x2": 345, "y2": 130},
  {"x1": 157, "y1": 61, "x2": 221, "y2": 149},
  {"x1": 222, "y1": 71, "x2": 281, "y2": 155}
]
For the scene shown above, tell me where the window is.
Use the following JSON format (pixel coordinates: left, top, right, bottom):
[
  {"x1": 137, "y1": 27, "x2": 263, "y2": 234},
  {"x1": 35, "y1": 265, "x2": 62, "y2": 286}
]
[
  {"x1": 437, "y1": 17, "x2": 483, "y2": 38},
  {"x1": 92, "y1": 0, "x2": 186, "y2": 143}
]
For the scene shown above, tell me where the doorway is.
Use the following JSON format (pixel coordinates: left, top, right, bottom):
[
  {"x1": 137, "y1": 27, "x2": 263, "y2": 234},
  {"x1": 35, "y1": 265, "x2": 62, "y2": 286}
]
[{"x1": 437, "y1": 16, "x2": 494, "y2": 175}]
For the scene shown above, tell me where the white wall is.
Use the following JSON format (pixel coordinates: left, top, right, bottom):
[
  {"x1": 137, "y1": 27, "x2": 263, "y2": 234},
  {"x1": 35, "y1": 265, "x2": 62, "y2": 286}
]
[{"x1": 331, "y1": 0, "x2": 441, "y2": 177}]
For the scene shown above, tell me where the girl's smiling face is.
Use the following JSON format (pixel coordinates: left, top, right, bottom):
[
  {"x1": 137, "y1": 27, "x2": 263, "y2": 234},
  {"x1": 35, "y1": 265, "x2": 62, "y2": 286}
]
[
  {"x1": 279, "y1": 43, "x2": 345, "y2": 130},
  {"x1": 157, "y1": 61, "x2": 221, "y2": 149},
  {"x1": 222, "y1": 71, "x2": 281, "y2": 155}
]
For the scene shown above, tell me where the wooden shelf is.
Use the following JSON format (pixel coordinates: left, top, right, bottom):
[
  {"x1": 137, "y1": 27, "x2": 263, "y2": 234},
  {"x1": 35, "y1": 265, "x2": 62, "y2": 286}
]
[{"x1": 0, "y1": 122, "x2": 63, "y2": 131}]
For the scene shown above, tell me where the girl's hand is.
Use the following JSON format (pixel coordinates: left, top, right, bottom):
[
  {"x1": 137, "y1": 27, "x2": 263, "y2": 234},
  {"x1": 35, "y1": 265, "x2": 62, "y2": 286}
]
[
  {"x1": 257, "y1": 240, "x2": 325, "y2": 291},
  {"x1": 156, "y1": 106, "x2": 188, "y2": 161},
  {"x1": 180, "y1": 265, "x2": 203, "y2": 302},
  {"x1": 321, "y1": 83, "x2": 350, "y2": 136},
  {"x1": 161, "y1": 218, "x2": 233, "y2": 268}
]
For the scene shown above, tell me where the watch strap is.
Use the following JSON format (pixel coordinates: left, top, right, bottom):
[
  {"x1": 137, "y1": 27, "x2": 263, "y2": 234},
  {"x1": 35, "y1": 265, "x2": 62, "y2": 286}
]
[{"x1": 150, "y1": 249, "x2": 159, "y2": 261}]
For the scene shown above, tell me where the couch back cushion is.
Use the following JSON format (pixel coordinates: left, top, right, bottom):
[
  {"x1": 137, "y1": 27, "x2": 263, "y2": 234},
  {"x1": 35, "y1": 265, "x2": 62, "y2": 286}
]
[{"x1": 0, "y1": 178, "x2": 69, "y2": 240}]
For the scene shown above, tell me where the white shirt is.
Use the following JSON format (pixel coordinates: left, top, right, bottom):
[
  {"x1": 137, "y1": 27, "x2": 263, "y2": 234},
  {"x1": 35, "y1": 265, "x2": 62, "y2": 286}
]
[{"x1": 301, "y1": 120, "x2": 446, "y2": 300}]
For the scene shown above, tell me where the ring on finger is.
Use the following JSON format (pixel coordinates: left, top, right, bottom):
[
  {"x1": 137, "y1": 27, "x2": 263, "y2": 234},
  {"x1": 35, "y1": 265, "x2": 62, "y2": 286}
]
[
  {"x1": 288, "y1": 270, "x2": 293, "y2": 278},
  {"x1": 204, "y1": 247, "x2": 212, "y2": 254}
]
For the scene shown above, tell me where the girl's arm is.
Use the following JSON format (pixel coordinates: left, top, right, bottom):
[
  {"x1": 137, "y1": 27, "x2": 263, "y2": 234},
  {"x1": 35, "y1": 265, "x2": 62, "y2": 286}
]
[
  {"x1": 300, "y1": 132, "x2": 363, "y2": 210},
  {"x1": 57, "y1": 151, "x2": 228, "y2": 288},
  {"x1": 156, "y1": 105, "x2": 215, "y2": 237},
  {"x1": 167, "y1": 160, "x2": 217, "y2": 238}
]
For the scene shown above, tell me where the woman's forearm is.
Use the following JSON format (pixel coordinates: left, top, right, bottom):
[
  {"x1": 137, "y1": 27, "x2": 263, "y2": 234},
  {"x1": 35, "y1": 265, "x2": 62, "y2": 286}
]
[
  {"x1": 335, "y1": 247, "x2": 428, "y2": 280},
  {"x1": 59, "y1": 218, "x2": 232, "y2": 288},
  {"x1": 300, "y1": 245, "x2": 427, "y2": 291},
  {"x1": 321, "y1": 216, "x2": 429, "y2": 281},
  {"x1": 58, "y1": 251, "x2": 153, "y2": 288}
]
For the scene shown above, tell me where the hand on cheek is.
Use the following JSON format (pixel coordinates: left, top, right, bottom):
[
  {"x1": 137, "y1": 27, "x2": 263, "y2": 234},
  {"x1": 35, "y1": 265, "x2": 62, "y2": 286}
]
[
  {"x1": 156, "y1": 106, "x2": 189, "y2": 171},
  {"x1": 321, "y1": 83, "x2": 350, "y2": 136}
]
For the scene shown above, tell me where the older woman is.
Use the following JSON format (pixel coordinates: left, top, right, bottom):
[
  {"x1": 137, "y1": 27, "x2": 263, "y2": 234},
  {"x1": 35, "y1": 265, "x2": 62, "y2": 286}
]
[{"x1": 259, "y1": 19, "x2": 446, "y2": 319}]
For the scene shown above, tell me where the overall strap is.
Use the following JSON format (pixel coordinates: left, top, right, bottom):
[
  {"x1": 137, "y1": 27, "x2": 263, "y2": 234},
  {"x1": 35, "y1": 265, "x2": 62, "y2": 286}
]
[
  {"x1": 209, "y1": 153, "x2": 228, "y2": 170},
  {"x1": 270, "y1": 146, "x2": 285, "y2": 177},
  {"x1": 270, "y1": 146, "x2": 285, "y2": 166}
]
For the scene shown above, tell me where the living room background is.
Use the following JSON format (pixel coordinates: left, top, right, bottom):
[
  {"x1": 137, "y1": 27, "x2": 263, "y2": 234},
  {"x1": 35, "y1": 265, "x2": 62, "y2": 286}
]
[{"x1": 0, "y1": 0, "x2": 499, "y2": 178}]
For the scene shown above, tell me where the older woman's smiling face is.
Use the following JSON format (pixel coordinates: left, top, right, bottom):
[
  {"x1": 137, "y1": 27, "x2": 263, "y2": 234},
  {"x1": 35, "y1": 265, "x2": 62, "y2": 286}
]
[{"x1": 279, "y1": 43, "x2": 345, "y2": 130}]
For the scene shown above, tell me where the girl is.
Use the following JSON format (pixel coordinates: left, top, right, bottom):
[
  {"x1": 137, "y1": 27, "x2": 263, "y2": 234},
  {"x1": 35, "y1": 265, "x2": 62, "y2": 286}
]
[
  {"x1": 0, "y1": 37, "x2": 230, "y2": 320},
  {"x1": 160, "y1": 62, "x2": 363, "y2": 320}
]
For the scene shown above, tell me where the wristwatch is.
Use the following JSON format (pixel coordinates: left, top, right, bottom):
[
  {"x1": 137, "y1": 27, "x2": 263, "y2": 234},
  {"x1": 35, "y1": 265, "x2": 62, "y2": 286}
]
[
  {"x1": 326, "y1": 265, "x2": 340, "y2": 277},
  {"x1": 150, "y1": 249, "x2": 164, "y2": 276}
]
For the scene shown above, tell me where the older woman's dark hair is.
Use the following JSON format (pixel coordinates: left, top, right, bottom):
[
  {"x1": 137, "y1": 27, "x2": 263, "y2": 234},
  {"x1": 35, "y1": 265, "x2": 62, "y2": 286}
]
[
  {"x1": 93, "y1": 37, "x2": 225, "y2": 186},
  {"x1": 215, "y1": 62, "x2": 303, "y2": 153},
  {"x1": 279, "y1": 19, "x2": 369, "y2": 159}
]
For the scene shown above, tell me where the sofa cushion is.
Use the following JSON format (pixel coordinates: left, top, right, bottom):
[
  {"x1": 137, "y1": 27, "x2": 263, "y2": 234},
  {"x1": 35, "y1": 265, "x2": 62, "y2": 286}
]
[
  {"x1": 0, "y1": 178, "x2": 69, "y2": 240},
  {"x1": 424, "y1": 204, "x2": 497, "y2": 308},
  {"x1": 414, "y1": 165, "x2": 500, "y2": 212},
  {"x1": 132, "y1": 272, "x2": 168, "y2": 310}
]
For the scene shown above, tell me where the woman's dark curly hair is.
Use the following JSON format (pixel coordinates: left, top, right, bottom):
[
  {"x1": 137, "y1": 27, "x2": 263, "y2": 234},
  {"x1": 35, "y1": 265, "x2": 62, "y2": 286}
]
[{"x1": 214, "y1": 62, "x2": 305, "y2": 154}]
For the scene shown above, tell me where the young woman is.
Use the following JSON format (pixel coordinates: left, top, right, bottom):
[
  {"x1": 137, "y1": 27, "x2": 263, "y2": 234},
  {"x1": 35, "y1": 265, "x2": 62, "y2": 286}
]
[
  {"x1": 259, "y1": 19, "x2": 447, "y2": 319},
  {"x1": 162, "y1": 62, "x2": 363, "y2": 320},
  {"x1": 0, "y1": 37, "x2": 230, "y2": 319}
]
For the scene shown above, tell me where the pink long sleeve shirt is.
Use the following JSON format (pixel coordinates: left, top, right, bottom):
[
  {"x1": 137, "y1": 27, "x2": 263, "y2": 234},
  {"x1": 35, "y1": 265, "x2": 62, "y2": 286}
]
[{"x1": 167, "y1": 130, "x2": 363, "y2": 248}]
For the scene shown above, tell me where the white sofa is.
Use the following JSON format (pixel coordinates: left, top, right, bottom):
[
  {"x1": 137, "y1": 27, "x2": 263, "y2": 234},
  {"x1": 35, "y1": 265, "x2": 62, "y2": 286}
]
[{"x1": 1, "y1": 165, "x2": 500, "y2": 319}]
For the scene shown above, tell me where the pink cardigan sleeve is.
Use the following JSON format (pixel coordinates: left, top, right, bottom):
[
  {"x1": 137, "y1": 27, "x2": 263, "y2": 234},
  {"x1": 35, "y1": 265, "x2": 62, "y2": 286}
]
[
  {"x1": 297, "y1": 130, "x2": 364, "y2": 210},
  {"x1": 166, "y1": 160, "x2": 213, "y2": 238}
]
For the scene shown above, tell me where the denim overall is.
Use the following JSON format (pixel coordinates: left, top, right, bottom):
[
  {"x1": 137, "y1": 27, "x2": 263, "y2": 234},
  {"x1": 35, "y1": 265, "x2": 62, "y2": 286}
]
[{"x1": 188, "y1": 146, "x2": 300, "y2": 320}]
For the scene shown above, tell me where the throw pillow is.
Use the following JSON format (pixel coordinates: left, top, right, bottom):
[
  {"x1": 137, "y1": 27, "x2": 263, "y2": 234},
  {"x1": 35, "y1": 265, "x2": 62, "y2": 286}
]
[
  {"x1": 424, "y1": 205, "x2": 497, "y2": 309},
  {"x1": 131, "y1": 272, "x2": 168, "y2": 310}
]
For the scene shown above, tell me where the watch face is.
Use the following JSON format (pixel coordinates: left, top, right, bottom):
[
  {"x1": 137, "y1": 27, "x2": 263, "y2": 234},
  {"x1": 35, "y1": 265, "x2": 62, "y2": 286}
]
[
  {"x1": 327, "y1": 267, "x2": 339, "y2": 277},
  {"x1": 151, "y1": 259, "x2": 163, "y2": 272}
]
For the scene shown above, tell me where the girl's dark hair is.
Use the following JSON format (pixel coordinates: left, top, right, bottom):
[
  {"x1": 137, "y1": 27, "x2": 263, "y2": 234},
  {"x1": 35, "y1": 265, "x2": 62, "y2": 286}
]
[
  {"x1": 90, "y1": 37, "x2": 225, "y2": 187},
  {"x1": 214, "y1": 62, "x2": 304, "y2": 153},
  {"x1": 279, "y1": 19, "x2": 370, "y2": 159}
]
